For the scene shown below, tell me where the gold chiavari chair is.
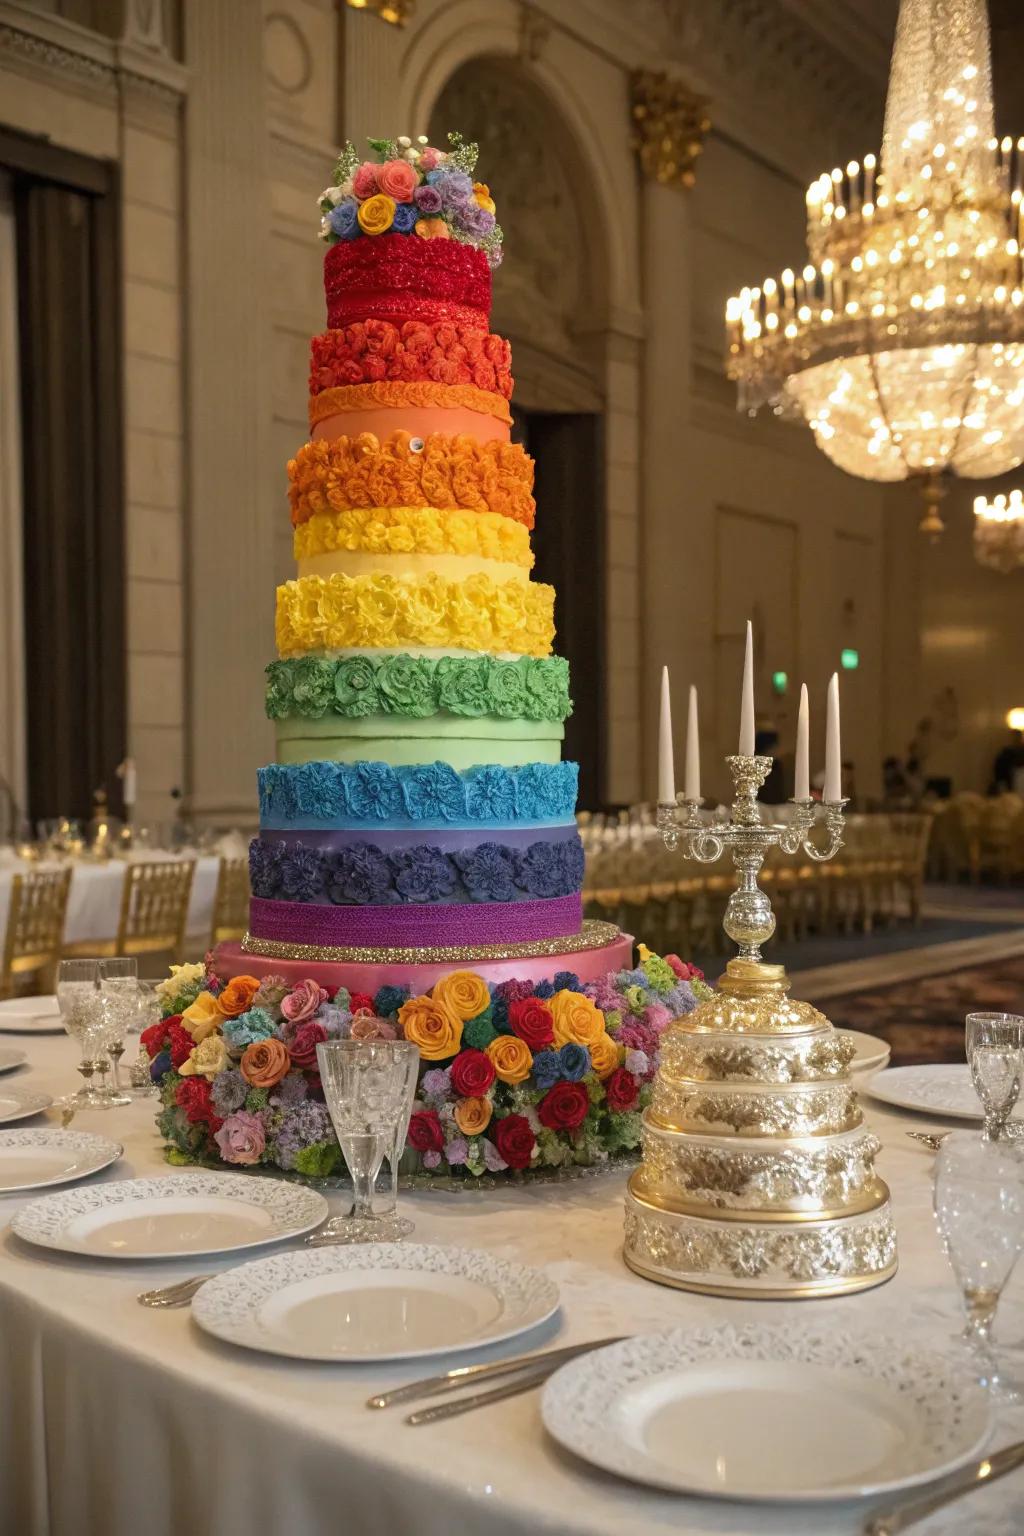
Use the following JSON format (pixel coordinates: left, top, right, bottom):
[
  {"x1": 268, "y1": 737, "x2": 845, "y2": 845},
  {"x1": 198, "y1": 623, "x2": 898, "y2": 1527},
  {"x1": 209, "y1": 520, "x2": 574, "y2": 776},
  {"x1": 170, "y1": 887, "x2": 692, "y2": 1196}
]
[
  {"x1": 210, "y1": 856, "x2": 250, "y2": 945},
  {"x1": 0, "y1": 867, "x2": 73, "y2": 998},
  {"x1": 64, "y1": 859, "x2": 196, "y2": 962}
]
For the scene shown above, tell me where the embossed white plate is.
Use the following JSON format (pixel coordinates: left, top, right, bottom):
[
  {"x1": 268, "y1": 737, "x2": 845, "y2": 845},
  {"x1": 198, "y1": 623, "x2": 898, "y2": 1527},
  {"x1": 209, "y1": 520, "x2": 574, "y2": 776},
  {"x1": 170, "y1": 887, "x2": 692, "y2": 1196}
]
[
  {"x1": 542, "y1": 1325, "x2": 991, "y2": 1502},
  {"x1": 836, "y1": 1029, "x2": 891, "y2": 1075},
  {"x1": 192, "y1": 1243, "x2": 560, "y2": 1361},
  {"x1": 0, "y1": 1129, "x2": 123, "y2": 1191},
  {"x1": 863, "y1": 1063, "x2": 1023, "y2": 1122},
  {"x1": 0, "y1": 1086, "x2": 53, "y2": 1124},
  {"x1": 0, "y1": 995, "x2": 63, "y2": 1034},
  {"x1": 11, "y1": 1173, "x2": 329, "y2": 1259},
  {"x1": 0, "y1": 1048, "x2": 27, "y2": 1075}
]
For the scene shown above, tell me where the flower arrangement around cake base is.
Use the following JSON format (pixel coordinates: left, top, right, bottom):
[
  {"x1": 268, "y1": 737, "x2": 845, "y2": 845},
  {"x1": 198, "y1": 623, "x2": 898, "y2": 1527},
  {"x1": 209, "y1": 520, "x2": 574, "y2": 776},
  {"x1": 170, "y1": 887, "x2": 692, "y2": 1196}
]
[{"x1": 144, "y1": 950, "x2": 709, "y2": 1181}]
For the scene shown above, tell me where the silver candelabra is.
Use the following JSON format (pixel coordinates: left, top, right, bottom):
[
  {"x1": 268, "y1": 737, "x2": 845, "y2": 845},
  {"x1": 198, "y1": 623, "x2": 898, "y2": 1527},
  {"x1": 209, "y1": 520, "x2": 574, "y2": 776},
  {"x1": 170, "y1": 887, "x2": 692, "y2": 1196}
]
[{"x1": 657, "y1": 754, "x2": 847, "y2": 962}]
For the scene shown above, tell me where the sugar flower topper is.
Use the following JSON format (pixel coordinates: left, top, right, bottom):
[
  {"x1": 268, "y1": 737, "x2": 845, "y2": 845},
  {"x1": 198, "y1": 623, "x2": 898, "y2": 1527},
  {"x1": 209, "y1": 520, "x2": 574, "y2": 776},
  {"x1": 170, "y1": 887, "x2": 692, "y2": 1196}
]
[{"x1": 317, "y1": 131, "x2": 503, "y2": 268}]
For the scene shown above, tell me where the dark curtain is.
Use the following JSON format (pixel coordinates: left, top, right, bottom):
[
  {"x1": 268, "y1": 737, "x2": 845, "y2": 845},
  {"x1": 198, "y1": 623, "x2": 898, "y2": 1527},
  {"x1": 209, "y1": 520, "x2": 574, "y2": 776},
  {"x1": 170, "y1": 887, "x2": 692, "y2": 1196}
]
[
  {"x1": 6, "y1": 134, "x2": 125, "y2": 822},
  {"x1": 514, "y1": 411, "x2": 606, "y2": 810}
]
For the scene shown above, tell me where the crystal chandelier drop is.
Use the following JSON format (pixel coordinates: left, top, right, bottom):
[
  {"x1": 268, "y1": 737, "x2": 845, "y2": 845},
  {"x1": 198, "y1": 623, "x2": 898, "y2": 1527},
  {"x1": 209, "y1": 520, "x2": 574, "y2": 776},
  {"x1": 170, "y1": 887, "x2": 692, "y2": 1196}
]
[
  {"x1": 973, "y1": 488, "x2": 1024, "y2": 570},
  {"x1": 725, "y1": 0, "x2": 1024, "y2": 536}
]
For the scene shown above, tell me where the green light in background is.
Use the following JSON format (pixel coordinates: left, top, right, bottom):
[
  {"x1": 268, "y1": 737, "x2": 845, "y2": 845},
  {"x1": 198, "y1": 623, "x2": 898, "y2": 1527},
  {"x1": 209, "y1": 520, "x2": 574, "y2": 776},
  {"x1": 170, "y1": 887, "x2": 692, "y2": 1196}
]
[
  {"x1": 771, "y1": 670, "x2": 788, "y2": 694},
  {"x1": 841, "y1": 648, "x2": 860, "y2": 670}
]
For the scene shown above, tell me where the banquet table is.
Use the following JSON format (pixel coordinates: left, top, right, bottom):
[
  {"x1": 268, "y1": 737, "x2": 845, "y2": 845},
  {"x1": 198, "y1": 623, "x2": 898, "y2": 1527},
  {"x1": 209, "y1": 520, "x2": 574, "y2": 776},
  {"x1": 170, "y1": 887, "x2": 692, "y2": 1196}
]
[
  {"x1": 1, "y1": 1030, "x2": 1022, "y2": 1536},
  {"x1": 0, "y1": 854, "x2": 222, "y2": 952}
]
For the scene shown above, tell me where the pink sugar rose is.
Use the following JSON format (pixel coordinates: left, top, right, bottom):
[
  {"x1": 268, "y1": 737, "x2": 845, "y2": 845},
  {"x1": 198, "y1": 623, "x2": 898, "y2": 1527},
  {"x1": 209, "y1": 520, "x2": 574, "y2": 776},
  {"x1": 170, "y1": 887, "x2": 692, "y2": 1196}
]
[
  {"x1": 288, "y1": 1019, "x2": 328, "y2": 1070},
  {"x1": 214, "y1": 1110, "x2": 265, "y2": 1166},
  {"x1": 352, "y1": 161, "x2": 379, "y2": 199},
  {"x1": 350, "y1": 1014, "x2": 397, "y2": 1041},
  {"x1": 281, "y1": 979, "x2": 329, "y2": 1024},
  {"x1": 377, "y1": 158, "x2": 419, "y2": 202},
  {"x1": 418, "y1": 147, "x2": 442, "y2": 171}
]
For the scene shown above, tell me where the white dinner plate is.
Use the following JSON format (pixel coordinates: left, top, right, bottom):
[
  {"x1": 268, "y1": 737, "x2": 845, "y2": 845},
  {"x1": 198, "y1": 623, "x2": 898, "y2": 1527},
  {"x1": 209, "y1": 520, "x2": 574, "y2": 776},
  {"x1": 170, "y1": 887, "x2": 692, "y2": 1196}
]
[
  {"x1": 836, "y1": 1028, "x2": 891, "y2": 1075},
  {"x1": 0, "y1": 1048, "x2": 27, "y2": 1075},
  {"x1": 541, "y1": 1324, "x2": 991, "y2": 1503},
  {"x1": 0, "y1": 995, "x2": 63, "y2": 1034},
  {"x1": 0, "y1": 1087, "x2": 53, "y2": 1124},
  {"x1": 862, "y1": 1063, "x2": 1024, "y2": 1122},
  {"x1": 11, "y1": 1173, "x2": 329, "y2": 1259},
  {"x1": 0, "y1": 1129, "x2": 123, "y2": 1192},
  {"x1": 192, "y1": 1242, "x2": 560, "y2": 1361}
]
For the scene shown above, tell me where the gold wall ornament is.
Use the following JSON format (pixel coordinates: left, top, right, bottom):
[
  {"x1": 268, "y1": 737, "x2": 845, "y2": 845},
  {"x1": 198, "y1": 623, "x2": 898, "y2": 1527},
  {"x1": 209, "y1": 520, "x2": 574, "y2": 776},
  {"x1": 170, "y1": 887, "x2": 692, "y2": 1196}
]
[
  {"x1": 344, "y1": 0, "x2": 413, "y2": 26},
  {"x1": 630, "y1": 70, "x2": 710, "y2": 189}
]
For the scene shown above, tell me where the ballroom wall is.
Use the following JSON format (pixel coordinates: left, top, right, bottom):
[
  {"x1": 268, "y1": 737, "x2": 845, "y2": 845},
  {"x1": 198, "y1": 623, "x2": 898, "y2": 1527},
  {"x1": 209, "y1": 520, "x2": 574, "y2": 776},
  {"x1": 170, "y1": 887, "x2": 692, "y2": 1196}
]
[{"x1": 0, "y1": 0, "x2": 1020, "y2": 824}]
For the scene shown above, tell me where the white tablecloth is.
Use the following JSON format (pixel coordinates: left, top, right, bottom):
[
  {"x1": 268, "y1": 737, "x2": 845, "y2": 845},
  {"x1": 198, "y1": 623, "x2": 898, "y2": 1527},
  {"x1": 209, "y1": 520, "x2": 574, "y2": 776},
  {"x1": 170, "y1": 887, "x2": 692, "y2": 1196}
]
[
  {"x1": 1, "y1": 1032, "x2": 1022, "y2": 1536},
  {"x1": 0, "y1": 855, "x2": 222, "y2": 952}
]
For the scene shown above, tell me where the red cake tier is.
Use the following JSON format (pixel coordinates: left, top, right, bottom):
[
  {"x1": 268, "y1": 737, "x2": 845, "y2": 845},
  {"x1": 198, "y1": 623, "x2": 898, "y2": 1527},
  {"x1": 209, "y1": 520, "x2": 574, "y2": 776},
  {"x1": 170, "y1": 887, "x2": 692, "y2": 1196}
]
[
  {"x1": 324, "y1": 235, "x2": 491, "y2": 330},
  {"x1": 216, "y1": 922, "x2": 633, "y2": 996}
]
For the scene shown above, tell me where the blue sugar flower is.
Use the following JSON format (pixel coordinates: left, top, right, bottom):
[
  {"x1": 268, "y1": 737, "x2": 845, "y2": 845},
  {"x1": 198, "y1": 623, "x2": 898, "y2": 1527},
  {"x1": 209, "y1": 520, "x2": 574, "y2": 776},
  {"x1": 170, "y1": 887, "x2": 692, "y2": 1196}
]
[
  {"x1": 552, "y1": 971, "x2": 582, "y2": 993},
  {"x1": 392, "y1": 846, "x2": 455, "y2": 902},
  {"x1": 348, "y1": 761, "x2": 402, "y2": 821},
  {"x1": 374, "y1": 984, "x2": 410, "y2": 1019},
  {"x1": 391, "y1": 201, "x2": 418, "y2": 234},
  {"x1": 559, "y1": 1043, "x2": 590, "y2": 1082},
  {"x1": 454, "y1": 843, "x2": 516, "y2": 902},
  {"x1": 531, "y1": 1051, "x2": 562, "y2": 1091},
  {"x1": 401, "y1": 762, "x2": 464, "y2": 822},
  {"x1": 465, "y1": 765, "x2": 515, "y2": 822},
  {"x1": 328, "y1": 200, "x2": 360, "y2": 239}
]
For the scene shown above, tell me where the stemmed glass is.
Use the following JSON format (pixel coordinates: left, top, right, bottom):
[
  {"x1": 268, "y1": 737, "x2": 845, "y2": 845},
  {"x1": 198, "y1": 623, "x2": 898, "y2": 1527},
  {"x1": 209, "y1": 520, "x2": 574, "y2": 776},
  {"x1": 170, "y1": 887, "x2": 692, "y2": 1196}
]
[
  {"x1": 96, "y1": 957, "x2": 138, "y2": 1107},
  {"x1": 934, "y1": 1131, "x2": 1024, "y2": 1400},
  {"x1": 966, "y1": 1012, "x2": 1024, "y2": 1140},
  {"x1": 56, "y1": 959, "x2": 109, "y2": 1108},
  {"x1": 127, "y1": 980, "x2": 162, "y2": 1097},
  {"x1": 315, "y1": 1039, "x2": 420, "y2": 1244}
]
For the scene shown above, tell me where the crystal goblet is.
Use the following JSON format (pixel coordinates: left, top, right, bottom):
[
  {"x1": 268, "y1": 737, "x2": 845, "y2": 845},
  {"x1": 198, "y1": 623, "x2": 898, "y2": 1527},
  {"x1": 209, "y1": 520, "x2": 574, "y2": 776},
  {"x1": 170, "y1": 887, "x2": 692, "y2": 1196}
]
[
  {"x1": 96, "y1": 957, "x2": 138, "y2": 1107},
  {"x1": 933, "y1": 1130, "x2": 1024, "y2": 1400},
  {"x1": 56, "y1": 959, "x2": 109, "y2": 1109},
  {"x1": 315, "y1": 1039, "x2": 420, "y2": 1244},
  {"x1": 966, "y1": 1011, "x2": 1024, "y2": 1141}
]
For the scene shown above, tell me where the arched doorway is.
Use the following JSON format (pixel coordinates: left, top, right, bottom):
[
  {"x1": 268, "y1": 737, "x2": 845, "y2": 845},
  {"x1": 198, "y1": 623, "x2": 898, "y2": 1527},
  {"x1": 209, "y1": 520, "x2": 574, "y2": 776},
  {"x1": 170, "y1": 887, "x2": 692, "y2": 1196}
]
[{"x1": 429, "y1": 60, "x2": 608, "y2": 808}]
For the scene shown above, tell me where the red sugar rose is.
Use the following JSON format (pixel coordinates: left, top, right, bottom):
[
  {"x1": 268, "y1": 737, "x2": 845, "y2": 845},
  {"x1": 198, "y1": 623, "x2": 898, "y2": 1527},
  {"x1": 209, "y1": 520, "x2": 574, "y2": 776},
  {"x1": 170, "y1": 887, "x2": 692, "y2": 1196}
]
[
  {"x1": 168, "y1": 1021, "x2": 195, "y2": 1070},
  {"x1": 449, "y1": 1049, "x2": 496, "y2": 1099},
  {"x1": 141, "y1": 1016, "x2": 176, "y2": 1060},
  {"x1": 605, "y1": 1067, "x2": 640, "y2": 1113},
  {"x1": 492, "y1": 1114, "x2": 535, "y2": 1170},
  {"x1": 407, "y1": 1109, "x2": 444, "y2": 1154},
  {"x1": 508, "y1": 997, "x2": 554, "y2": 1051},
  {"x1": 288, "y1": 1020, "x2": 328, "y2": 1071},
  {"x1": 349, "y1": 992, "x2": 375, "y2": 1016},
  {"x1": 537, "y1": 1080, "x2": 589, "y2": 1133}
]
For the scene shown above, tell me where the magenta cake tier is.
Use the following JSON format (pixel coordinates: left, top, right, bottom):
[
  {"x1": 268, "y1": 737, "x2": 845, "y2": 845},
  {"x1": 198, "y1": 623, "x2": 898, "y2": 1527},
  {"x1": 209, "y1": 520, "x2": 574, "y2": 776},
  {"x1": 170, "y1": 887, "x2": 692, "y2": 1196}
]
[{"x1": 216, "y1": 926, "x2": 633, "y2": 996}]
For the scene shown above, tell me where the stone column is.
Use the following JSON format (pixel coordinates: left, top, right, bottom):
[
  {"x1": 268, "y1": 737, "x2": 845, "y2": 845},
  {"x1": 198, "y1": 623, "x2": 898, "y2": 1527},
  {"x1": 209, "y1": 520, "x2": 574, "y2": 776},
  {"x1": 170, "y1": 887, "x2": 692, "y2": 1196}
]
[
  {"x1": 184, "y1": 0, "x2": 274, "y2": 823},
  {"x1": 632, "y1": 71, "x2": 710, "y2": 799}
]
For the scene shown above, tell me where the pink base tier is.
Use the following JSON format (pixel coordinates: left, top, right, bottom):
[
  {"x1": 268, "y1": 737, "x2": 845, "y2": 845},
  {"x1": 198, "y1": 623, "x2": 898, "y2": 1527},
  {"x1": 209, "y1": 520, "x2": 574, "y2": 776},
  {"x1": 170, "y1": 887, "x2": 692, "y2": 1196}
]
[{"x1": 215, "y1": 930, "x2": 633, "y2": 996}]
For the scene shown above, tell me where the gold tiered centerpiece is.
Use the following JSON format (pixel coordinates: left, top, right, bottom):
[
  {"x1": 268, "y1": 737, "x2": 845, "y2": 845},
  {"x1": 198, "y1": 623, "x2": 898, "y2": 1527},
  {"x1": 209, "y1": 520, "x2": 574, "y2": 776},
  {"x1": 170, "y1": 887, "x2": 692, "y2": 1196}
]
[{"x1": 624, "y1": 744, "x2": 897, "y2": 1298}]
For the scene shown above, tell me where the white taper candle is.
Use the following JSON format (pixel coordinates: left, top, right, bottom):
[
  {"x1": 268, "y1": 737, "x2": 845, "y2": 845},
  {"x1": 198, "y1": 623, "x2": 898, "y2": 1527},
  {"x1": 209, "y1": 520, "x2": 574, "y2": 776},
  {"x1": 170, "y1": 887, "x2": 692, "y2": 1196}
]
[
  {"x1": 795, "y1": 684, "x2": 809, "y2": 800},
  {"x1": 824, "y1": 673, "x2": 842, "y2": 802},
  {"x1": 684, "y1": 685, "x2": 700, "y2": 802},
  {"x1": 739, "y1": 620, "x2": 755, "y2": 756},
  {"x1": 658, "y1": 666, "x2": 676, "y2": 805}
]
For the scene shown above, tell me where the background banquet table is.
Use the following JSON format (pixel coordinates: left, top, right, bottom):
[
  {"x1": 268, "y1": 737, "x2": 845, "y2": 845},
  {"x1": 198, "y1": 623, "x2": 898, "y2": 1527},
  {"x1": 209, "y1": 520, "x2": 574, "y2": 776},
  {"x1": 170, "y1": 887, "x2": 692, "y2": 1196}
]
[
  {"x1": 1, "y1": 1030, "x2": 1022, "y2": 1536},
  {"x1": 0, "y1": 854, "x2": 222, "y2": 951}
]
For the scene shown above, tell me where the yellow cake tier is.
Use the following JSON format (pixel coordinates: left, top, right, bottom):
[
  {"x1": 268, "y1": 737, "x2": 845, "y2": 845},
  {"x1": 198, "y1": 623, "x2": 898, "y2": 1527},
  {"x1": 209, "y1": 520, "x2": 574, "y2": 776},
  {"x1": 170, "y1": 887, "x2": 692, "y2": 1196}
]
[
  {"x1": 293, "y1": 506, "x2": 534, "y2": 568},
  {"x1": 274, "y1": 570, "x2": 555, "y2": 658}
]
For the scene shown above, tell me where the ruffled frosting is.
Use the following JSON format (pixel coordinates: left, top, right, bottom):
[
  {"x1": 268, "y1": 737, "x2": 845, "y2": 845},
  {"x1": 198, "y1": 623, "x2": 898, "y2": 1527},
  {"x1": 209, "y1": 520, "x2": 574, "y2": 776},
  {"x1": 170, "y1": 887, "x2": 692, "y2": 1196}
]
[
  {"x1": 293, "y1": 506, "x2": 533, "y2": 567},
  {"x1": 249, "y1": 834, "x2": 584, "y2": 906},
  {"x1": 287, "y1": 433, "x2": 535, "y2": 530},
  {"x1": 324, "y1": 235, "x2": 491, "y2": 329},
  {"x1": 274, "y1": 572, "x2": 555, "y2": 658},
  {"x1": 309, "y1": 383, "x2": 512, "y2": 428},
  {"x1": 265, "y1": 653, "x2": 572, "y2": 723},
  {"x1": 310, "y1": 320, "x2": 512, "y2": 399},
  {"x1": 258, "y1": 759, "x2": 579, "y2": 829}
]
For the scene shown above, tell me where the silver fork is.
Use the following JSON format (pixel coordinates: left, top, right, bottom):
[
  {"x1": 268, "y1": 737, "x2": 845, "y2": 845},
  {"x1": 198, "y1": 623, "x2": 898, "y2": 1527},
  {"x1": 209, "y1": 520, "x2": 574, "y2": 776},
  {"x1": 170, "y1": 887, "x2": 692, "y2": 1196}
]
[{"x1": 137, "y1": 1230, "x2": 359, "y2": 1307}]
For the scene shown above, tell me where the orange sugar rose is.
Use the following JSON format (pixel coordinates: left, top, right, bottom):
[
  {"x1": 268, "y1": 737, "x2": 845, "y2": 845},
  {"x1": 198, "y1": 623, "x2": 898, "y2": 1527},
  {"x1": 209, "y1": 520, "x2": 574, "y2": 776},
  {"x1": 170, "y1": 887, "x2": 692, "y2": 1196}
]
[{"x1": 216, "y1": 975, "x2": 260, "y2": 1018}]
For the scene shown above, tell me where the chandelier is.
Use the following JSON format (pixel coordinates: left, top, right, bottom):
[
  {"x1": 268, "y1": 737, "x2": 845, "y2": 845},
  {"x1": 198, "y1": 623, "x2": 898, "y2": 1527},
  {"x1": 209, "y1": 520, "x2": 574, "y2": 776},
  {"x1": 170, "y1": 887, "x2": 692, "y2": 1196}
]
[
  {"x1": 973, "y1": 488, "x2": 1024, "y2": 570},
  {"x1": 725, "y1": 0, "x2": 1024, "y2": 536}
]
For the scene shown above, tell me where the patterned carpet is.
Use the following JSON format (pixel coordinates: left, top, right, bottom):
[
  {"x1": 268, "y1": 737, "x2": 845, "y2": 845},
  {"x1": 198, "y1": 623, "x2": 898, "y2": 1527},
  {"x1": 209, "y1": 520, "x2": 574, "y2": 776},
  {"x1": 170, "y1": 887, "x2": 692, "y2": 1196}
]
[{"x1": 824, "y1": 957, "x2": 1024, "y2": 1067}]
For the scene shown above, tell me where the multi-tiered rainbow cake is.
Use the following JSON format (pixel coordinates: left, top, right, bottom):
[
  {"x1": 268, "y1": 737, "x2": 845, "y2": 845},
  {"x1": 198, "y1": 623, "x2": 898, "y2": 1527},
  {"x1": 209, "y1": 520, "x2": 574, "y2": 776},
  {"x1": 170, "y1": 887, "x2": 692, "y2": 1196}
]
[{"x1": 216, "y1": 132, "x2": 632, "y2": 998}]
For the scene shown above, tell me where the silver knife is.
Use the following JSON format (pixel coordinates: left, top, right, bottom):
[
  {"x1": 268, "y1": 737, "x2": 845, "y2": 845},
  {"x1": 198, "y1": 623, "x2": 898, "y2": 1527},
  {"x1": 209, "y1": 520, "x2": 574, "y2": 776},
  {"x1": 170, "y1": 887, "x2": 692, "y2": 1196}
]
[
  {"x1": 367, "y1": 1336, "x2": 624, "y2": 1411},
  {"x1": 865, "y1": 1439, "x2": 1024, "y2": 1535}
]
